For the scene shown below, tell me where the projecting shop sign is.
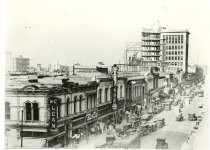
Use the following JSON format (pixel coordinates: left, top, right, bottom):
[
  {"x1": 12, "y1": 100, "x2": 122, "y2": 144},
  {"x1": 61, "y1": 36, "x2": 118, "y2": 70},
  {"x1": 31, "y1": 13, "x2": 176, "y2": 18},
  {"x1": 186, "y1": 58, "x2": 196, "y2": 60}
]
[{"x1": 49, "y1": 98, "x2": 59, "y2": 134}]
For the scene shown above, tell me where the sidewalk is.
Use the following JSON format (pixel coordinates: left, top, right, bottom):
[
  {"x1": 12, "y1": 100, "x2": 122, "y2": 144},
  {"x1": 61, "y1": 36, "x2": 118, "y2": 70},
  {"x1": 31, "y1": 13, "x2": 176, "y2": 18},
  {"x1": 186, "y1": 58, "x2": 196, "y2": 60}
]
[{"x1": 74, "y1": 131, "x2": 108, "y2": 149}]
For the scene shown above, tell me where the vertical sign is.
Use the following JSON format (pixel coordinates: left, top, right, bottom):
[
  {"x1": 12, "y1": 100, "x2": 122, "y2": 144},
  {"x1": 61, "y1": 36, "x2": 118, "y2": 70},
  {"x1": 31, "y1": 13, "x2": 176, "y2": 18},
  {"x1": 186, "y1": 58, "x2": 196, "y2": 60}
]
[{"x1": 49, "y1": 98, "x2": 58, "y2": 134}]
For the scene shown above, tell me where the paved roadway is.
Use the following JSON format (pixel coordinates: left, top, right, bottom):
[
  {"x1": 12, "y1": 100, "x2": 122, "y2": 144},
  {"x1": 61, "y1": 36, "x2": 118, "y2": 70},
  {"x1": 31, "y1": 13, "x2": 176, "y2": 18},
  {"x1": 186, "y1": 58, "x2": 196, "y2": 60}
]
[
  {"x1": 73, "y1": 91, "x2": 205, "y2": 149},
  {"x1": 140, "y1": 95, "x2": 204, "y2": 150}
]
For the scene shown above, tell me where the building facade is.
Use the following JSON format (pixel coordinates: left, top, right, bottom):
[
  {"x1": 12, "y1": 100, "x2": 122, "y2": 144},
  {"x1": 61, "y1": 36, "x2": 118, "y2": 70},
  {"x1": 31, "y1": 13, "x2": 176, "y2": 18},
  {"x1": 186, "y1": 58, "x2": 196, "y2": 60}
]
[
  {"x1": 14, "y1": 55, "x2": 30, "y2": 72},
  {"x1": 5, "y1": 79, "x2": 98, "y2": 148},
  {"x1": 141, "y1": 27, "x2": 162, "y2": 71},
  {"x1": 161, "y1": 29, "x2": 190, "y2": 73}
]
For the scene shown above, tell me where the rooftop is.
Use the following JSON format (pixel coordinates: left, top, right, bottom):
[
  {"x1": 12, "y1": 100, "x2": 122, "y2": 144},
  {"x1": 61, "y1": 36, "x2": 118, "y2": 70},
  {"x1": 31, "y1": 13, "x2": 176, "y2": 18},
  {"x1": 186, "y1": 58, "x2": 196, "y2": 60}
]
[{"x1": 161, "y1": 29, "x2": 190, "y2": 33}]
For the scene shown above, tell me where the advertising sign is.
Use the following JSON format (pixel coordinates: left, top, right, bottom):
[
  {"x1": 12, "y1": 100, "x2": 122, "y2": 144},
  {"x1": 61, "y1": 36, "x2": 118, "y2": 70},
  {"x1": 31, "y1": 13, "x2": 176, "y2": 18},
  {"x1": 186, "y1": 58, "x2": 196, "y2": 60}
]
[
  {"x1": 86, "y1": 111, "x2": 98, "y2": 122},
  {"x1": 49, "y1": 98, "x2": 59, "y2": 134}
]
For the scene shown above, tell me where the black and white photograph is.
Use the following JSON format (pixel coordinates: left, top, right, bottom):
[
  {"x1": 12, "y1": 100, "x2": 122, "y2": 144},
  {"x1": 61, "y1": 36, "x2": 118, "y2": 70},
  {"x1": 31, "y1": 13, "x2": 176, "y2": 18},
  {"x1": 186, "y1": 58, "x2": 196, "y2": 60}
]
[{"x1": 1, "y1": 0, "x2": 210, "y2": 149}]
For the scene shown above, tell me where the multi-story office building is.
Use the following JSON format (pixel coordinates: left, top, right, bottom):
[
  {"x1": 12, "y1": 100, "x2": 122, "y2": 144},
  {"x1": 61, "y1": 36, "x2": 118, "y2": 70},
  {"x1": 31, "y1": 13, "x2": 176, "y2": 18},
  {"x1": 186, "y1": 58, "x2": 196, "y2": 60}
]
[
  {"x1": 160, "y1": 29, "x2": 190, "y2": 73},
  {"x1": 14, "y1": 55, "x2": 30, "y2": 72},
  {"x1": 141, "y1": 27, "x2": 162, "y2": 71}
]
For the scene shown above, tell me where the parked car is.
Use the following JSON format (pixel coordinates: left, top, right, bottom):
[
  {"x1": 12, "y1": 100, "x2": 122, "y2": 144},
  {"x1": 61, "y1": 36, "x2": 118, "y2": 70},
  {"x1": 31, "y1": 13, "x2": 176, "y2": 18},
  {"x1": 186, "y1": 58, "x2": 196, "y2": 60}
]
[
  {"x1": 156, "y1": 138, "x2": 168, "y2": 149},
  {"x1": 176, "y1": 113, "x2": 184, "y2": 121},
  {"x1": 188, "y1": 113, "x2": 197, "y2": 121}
]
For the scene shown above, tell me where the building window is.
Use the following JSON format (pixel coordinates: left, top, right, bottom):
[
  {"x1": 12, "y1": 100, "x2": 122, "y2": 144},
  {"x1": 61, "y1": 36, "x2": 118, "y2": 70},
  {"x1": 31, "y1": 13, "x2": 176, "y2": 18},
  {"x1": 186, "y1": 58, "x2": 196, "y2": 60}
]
[
  {"x1": 175, "y1": 36, "x2": 177, "y2": 43},
  {"x1": 181, "y1": 56, "x2": 183, "y2": 60},
  {"x1": 169, "y1": 46, "x2": 171, "y2": 50},
  {"x1": 178, "y1": 36, "x2": 180, "y2": 43},
  {"x1": 172, "y1": 36, "x2": 174, "y2": 43},
  {"x1": 105, "y1": 88, "x2": 108, "y2": 102},
  {"x1": 98, "y1": 89, "x2": 102, "y2": 104},
  {"x1": 120, "y1": 86, "x2": 123, "y2": 98},
  {"x1": 181, "y1": 35, "x2": 183, "y2": 43},
  {"x1": 169, "y1": 56, "x2": 171, "y2": 60},
  {"x1": 25, "y1": 102, "x2": 32, "y2": 120},
  {"x1": 169, "y1": 36, "x2": 171, "y2": 43},
  {"x1": 67, "y1": 97, "x2": 70, "y2": 115},
  {"x1": 172, "y1": 56, "x2": 174, "y2": 60},
  {"x1": 181, "y1": 62, "x2": 183, "y2": 66},
  {"x1": 166, "y1": 36, "x2": 168, "y2": 43},
  {"x1": 74, "y1": 96, "x2": 77, "y2": 114},
  {"x1": 79, "y1": 95, "x2": 82, "y2": 112},
  {"x1": 175, "y1": 46, "x2": 177, "y2": 50},
  {"x1": 175, "y1": 62, "x2": 177, "y2": 66},
  {"x1": 172, "y1": 51, "x2": 174, "y2": 55},
  {"x1": 33, "y1": 103, "x2": 39, "y2": 121},
  {"x1": 181, "y1": 51, "x2": 183, "y2": 55},
  {"x1": 166, "y1": 46, "x2": 168, "y2": 49},
  {"x1": 172, "y1": 46, "x2": 174, "y2": 50},
  {"x1": 169, "y1": 51, "x2": 171, "y2": 55},
  {"x1": 5, "y1": 102, "x2": 10, "y2": 119},
  {"x1": 175, "y1": 51, "x2": 177, "y2": 55},
  {"x1": 57, "y1": 103, "x2": 61, "y2": 118}
]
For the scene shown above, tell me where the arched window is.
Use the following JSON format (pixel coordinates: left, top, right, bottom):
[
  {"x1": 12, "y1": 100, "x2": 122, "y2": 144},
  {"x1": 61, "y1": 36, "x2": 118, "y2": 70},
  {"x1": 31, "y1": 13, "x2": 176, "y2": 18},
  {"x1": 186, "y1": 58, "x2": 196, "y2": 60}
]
[
  {"x1": 120, "y1": 86, "x2": 123, "y2": 98},
  {"x1": 67, "y1": 97, "x2": 70, "y2": 115},
  {"x1": 98, "y1": 89, "x2": 102, "y2": 104},
  {"x1": 5, "y1": 102, "x2": 10, "y2": 119},
  {"x1": 79, "y1": 95, "x2": 82, "y2": 112},
  {"x1": 33, "y1": 102, "x2": 39, "y2": 121},
  {"x1": 110, "y1": 87, "x2": 113, "y2": 101},
  {"x1": 105, "y1": 88, "x2": 108, "y2": 102},
  {"x1": 74, "y1": 96, "x2": 77, "y2": 114},
  {"x1": 25, "y1": 102, "x2": 32, "y2": 120}
]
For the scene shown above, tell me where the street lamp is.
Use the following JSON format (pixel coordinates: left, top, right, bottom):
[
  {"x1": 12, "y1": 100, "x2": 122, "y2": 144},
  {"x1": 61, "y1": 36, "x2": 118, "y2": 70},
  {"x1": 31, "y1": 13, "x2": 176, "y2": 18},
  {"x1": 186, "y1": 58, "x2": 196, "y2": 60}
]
[{"x1": 111, "y1": 64, "x2": 119, "y2": 111}]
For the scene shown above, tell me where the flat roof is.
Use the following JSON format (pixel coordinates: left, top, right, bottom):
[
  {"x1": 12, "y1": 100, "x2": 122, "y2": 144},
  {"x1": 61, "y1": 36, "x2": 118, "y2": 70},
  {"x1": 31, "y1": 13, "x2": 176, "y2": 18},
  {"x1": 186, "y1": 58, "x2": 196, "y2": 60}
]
[{"x1": 161, "y1": 29, "x2": 190, "y2": 34}]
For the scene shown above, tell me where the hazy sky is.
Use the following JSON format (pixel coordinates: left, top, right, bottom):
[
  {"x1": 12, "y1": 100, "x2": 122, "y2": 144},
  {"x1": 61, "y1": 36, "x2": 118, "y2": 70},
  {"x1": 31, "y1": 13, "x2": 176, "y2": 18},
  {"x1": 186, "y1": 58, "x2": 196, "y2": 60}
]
[{"x1": 5, "y1": 0, "x2": 210, "y2": 67}]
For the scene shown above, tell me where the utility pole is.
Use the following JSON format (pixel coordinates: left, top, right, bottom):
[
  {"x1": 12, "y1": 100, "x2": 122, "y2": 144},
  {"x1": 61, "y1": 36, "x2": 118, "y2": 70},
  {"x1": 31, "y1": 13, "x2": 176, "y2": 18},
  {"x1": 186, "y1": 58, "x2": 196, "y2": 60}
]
[{"x1": 21, "y1": 110, "x2": 23, "y2": 147}]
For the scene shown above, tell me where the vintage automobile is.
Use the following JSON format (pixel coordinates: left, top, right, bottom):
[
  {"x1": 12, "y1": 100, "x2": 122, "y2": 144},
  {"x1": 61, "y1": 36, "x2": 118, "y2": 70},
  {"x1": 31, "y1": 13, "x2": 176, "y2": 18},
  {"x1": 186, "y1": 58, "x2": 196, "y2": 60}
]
[
  {"x1": 197, "y1": 114, "x2": 203, "y2": 122},
  {"x1": 188, "y1": 113, "x2": 197, "y2": 121},
  {"x1": 148, "y1": 122, "x2": 157, "y2": 132},
  {"x1": 141, "y1": 114, "x2": 152, "y2": 124},
  {"x1": 156, "y1": 138, "x2": 168, "y2": 149},
  {"x1": 139, "y1": 124, "x2": 149, "y2": 136},
  {"x1": 165, "y1": 102, "x2": 171, "y2": 111},
  {"x1": 154, "y1": 118, "x2": 165, "y2": 128},
  {"x1": 176, "y1": 113, "x2": 184, "y2": 121}
]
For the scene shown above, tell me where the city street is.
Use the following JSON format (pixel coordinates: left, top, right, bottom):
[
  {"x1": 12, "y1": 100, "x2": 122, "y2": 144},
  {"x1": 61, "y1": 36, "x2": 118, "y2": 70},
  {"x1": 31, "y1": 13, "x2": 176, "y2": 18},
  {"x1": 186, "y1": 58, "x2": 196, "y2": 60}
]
[
  {"x1": 140, "y1": 95, "x2": 204, "y2": 150},
  {"x1": 74, "y1": 92, "x2": 206, "y2": 149}
]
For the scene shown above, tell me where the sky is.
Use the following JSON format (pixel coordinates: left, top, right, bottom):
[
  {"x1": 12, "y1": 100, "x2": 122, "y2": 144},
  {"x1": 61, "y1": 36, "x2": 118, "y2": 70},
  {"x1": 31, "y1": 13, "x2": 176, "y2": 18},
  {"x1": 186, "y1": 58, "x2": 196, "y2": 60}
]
[{"x1": 5, "y1": 0, "x2": 210, "y2": 68}]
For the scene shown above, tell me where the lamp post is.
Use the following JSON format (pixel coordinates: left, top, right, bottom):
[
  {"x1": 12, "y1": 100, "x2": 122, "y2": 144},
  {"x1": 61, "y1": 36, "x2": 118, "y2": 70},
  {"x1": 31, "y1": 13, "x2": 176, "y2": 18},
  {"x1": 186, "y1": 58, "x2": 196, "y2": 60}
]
[
  {"x1": 111, "y1": 64, "x2": 119, "y2": 123},
  {"x1": 21, "y1": 110, "x2": 23, "y2": 147}
]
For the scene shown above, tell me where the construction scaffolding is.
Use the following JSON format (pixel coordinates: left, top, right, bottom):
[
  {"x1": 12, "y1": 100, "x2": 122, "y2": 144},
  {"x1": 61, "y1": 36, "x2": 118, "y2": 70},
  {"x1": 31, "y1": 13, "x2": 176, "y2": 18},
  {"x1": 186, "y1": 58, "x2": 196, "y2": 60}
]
[{"x1": 124, "y1": 42, "x2": 142, "y2": 65}]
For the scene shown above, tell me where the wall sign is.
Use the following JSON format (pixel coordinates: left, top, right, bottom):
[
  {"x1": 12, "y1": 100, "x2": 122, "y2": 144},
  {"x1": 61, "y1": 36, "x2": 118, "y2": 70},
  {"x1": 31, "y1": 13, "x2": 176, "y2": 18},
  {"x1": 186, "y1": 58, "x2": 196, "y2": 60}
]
[
  {"x1": 86, "y1": 111, "x2": 98, "y2": 122},
  {"x1": 49, "y1": 98, "x2": 59, "y2": 134}
]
